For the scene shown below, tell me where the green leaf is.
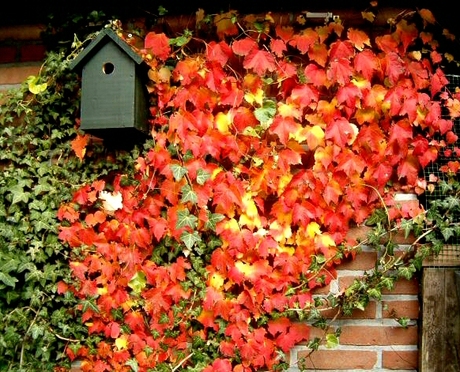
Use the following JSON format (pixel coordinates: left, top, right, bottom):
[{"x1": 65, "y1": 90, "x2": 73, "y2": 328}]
[
  {"x1": 176, "y1": 209, "x2": 198, "y2": 229},
  {"x1": 181, "y1": 184, "x2": 198, "y2": 204},
  {"x1": 196, "y1": 169, "x2": 210, "y2": 185},
  {"x1": 181, "y1": 231, "x2": 202, "y2": 249},
  {"x1": 10, "y1": 185, "x2": 30, "y2": 205},
  {"x1": 125, "y1": 358, "x2": 139, "y2": 372},
  {"x1": 128, "y1": 271, "x2": 147, "y2": 294},
  {"x1": 0, "y1": 272, "x2": 18, "y2": 287},
  {"x1": 205, "y1": 212, "x2": 225, "y2": 231},
  {"x1": 326, "y1": 334, "x2": 339, "y2": 348},
  {"x1": 254, "y1": 99, "x2": 276, "y2": 126},
  {"x1": 170, "y1": 163, "x2": 188, "y2": 181}
]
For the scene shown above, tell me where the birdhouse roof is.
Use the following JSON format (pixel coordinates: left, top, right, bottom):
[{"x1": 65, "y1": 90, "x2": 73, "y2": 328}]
[{"x1": 69, "y1": 28, "x2": 145, "y2": 71}]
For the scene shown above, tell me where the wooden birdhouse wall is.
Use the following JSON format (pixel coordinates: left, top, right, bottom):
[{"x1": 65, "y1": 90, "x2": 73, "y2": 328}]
[{"x1": 79, "y1": 41, "x2": 147, "y2": 135}]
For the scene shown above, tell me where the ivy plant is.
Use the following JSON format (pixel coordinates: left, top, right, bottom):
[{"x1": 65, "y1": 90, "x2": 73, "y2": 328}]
[{"x1": 0, "y1": 50, "x2": 140, "y2": 371}]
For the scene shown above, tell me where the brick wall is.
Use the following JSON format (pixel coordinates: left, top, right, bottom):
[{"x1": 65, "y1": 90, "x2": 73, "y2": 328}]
[
  {"x1": 288, "y1": 239, "x2": 420, "y2": 372},
  {"x1": 0, "y1": 24, "x2": 46, "y2": 91}
]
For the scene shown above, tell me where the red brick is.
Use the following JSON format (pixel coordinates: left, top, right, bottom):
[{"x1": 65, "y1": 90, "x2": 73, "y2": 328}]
[
  {"x1": 296, "y1": 349, "x2": 377, "y2": 370},
  {"x1": 320, "y1": 300, "x2": 377, "y2": 319},
  {"x1": 382, "y1": 350, "x2": 418, "y2": 370},
  {"x1": 0, "y1": 45, "x2": 17, "y2": 63},
  {"x1": 20, "y1": 44, "x2": 46, "y2": 62},
  {"x1": 0, "y1": 64, "x2": 40, "y2": 85},
  {"x1": 382, "y1": 278, "x2": 419, "y2": 295},
  {"x1": 336, "y1": 251, "x2": 377, "y2": 270},
  {"x1": 340, "y1": 325, "x2": 418, "y2": 346},
  {"x1": 0, "y1": 25, "x2": 45, "y2": 41},
  {"x1": 310, "y1": 282, "x2": 331, "y2": 295},
  {"x1": 383, "y1": 300, "x2": 419, "y2": 319}
]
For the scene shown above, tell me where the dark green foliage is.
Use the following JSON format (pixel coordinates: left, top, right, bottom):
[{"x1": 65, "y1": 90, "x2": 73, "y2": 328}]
[{"x1": 0, "y1": 50, "x2": 139, "y2": 371}]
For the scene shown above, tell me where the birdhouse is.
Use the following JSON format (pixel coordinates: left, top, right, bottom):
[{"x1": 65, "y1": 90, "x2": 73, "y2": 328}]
[{"x1": 70, "y1": 28, "x2": 149, "y2": 145}]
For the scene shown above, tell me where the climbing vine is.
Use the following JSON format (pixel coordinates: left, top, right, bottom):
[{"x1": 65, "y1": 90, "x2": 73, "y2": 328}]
[
  {"x1": 0, "y1": 49, "x2": 141, "y2": 370},
  {"x1": 52, "y1": 6, "x2": 460, "y2": 372}
]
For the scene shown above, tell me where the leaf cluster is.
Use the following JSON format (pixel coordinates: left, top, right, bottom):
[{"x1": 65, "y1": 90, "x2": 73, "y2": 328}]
[
  {"x1": 45, "y1": 6, "x2": 460, "y2": 372},
  {"x1": 0, "y1": 50, "x2": 140, "y2": 370}
]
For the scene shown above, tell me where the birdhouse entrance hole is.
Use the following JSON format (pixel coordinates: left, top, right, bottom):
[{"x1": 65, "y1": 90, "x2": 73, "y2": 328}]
[{"x1": 102, "y1": 62, "x2": 115, "y2": 74}]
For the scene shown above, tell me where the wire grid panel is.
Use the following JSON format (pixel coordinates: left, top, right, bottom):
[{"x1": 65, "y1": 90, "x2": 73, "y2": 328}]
[{"x1": 422, "y1": 74, "x2": 460, "y2": 247}]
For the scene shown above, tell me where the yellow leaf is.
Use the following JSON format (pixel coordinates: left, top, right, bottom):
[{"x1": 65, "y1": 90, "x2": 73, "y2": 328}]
[
  {"x1": 239, "y1": 193, "x2": 261, "y2": 229},
  {"x1": 316, "y1": 234, "x2": 336, "y2": 247},
  {"x1": 244, "y1": 88, "x2": 264, "y2": 106},
  {"x1": 115, "y1": 335, "x2": 128, "y2": 350},
  {"x1": 210, "y1": 272, "x2": 224, "y2": 288},
  {"x1": 278, "y1": 102, "x2": 302, "y2": 119},
  {"x1": 307, "y1": 222, "x2": 321, "y2": 238},
  {"x1": 277, "y1": 173, "x2": 293, "y2": 195},
  {"x1": 361, "y1": 11, "x2": 375, "y2": 23},
  {"x1": 306, "y1": 125, "x2": 325, "y2": 150},
  {"x1": 97, "y1": 286, "x2": 108, "y2": 295},
  {"x1": 27, "y1": 76, "x2": 47, "y2": 94},
  {"x1": 215, "y1": 112, "x2": 231, "y2": 134}
]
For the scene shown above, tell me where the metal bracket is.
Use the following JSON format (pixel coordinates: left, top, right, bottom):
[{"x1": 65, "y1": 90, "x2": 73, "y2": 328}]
[{"x1": 304, "y1": 12, "x2": 340, "y2": 24}]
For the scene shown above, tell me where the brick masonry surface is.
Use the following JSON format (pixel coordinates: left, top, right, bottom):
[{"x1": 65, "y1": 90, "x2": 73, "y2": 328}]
[
  {"x1": 288, "y1": 242, "x2": 419, "y2": 372},
  {"x1": 0, "y1": 24, "x2": 45, "y2": 91}
]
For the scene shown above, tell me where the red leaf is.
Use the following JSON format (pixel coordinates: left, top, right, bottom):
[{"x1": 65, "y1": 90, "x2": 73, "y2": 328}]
[
  {"x1": 308, "y1": 43, "x2": 328, "y2": 67},
  {"x1": 325, "y1": 118, "x2": 357, "y2": 147},
  {"x1": 270, "y1": 38, "x2": 286, "y2": 58},
  {"x1": 269, "y1": 116, "x2": 300, "y2": 145},
  {"x1": 275, "y1": 25, "x2": 294, "y2": 42},
  {"x1": 206, "y1": 41, "x2": 232, "y2": 67},
  {"x1": 243, "y1": 49, "x2": 276, "y2": 75},
  {"x1": 144, "y1": 32, "x2": 171, "y2": 61},
  {"x1": 329, "y1": 40, "x2": 354, "y2": 60},
  {"x1": 232, "y1": 37, "x2": 258, "y2": 56},
  {"x1": 327, "y1": 58, "x2": 353, "y2": 85},
  {"x1": 397, "y1": 155, "x2": 420, "y2": 184},
  {"x1": 289, "y1": 29, "x2": 318, "y2": 54},
  {"x1": 354, "y1": 50, "x2": 378, "y2": 80}
]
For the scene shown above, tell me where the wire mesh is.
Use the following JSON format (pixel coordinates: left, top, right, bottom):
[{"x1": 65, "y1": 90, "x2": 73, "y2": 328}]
[{"x1": 422, "y1": 74, "x2": 460, "y2": 251}]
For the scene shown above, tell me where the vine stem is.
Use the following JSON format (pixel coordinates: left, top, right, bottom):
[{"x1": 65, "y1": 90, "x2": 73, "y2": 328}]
[{"x1": 171, "y1": 352, "x2": 194, "y2": 372}]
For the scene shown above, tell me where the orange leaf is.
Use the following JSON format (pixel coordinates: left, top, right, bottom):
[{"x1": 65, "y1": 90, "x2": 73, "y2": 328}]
[
  {"x1": 418, "y1": 8, "x2": 436, "y2": 25},
  {"x1": 71, "y1": 134, "x2": 89, "y2": 161},
  {"x1": 347, "y1": 28, "x2": 371, "y2": 51},
  {"x1": 214, "y1": 11, "x2": 239, "y2": 39},
  {"x1": 144, "y1": 32, "x2": 171, "y2": 61}
]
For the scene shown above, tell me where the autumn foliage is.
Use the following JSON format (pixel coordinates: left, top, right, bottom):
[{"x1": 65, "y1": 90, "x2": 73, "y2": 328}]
[{"x1": 58, "y1": 8, "x2": 460, "y2": 371}]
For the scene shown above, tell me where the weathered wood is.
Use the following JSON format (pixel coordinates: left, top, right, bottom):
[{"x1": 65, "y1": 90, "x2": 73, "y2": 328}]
[{"x1": 421, "y1": 268, "x2": 460, "y2": 372}]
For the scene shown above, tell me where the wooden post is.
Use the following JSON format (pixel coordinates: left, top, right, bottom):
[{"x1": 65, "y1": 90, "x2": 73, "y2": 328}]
[{"x1": 421, "y1": 267, "x2": 460, "y2": 371}]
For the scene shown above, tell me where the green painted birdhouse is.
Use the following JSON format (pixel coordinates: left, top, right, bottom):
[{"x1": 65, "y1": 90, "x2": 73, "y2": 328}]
[{"x1": 70, "y1": 28, "x2": 149, "y2": 144}]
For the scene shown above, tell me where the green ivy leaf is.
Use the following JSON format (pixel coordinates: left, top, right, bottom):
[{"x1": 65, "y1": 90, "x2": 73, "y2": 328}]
[
  {"x1": 125, "y1": 358, "x2": 139, "y2": 372},
  {"x1": 205, "y1": 212, "x2": 225, "y2": 231},
  {"x1": 181, "y1": 231, "x2": 202, "y2": 249},
  {"x1": 196, "y1": 169, "x2": 210, "y2": 185},
  {"x1": 0, "y1": 272, "x2": 18, "y2": 288},
  {"x1": 326, "y1": 334, "x2": 339, "y2": 348},
  {"x1": 170, "y1": 164, "x2": 188, "y2": 181},
  {"x1": 176, "y1": 209, "x2": 198, "y2": 229},
  {"x1": 128, "y1": 271, "x2": 147, "y2": 295},
  {"x1": 181, "y1": 184, "x2": 198, "y2": 204},
  {"x1": 27, "y1": 76, "x2": 47, "y2": 95}
]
